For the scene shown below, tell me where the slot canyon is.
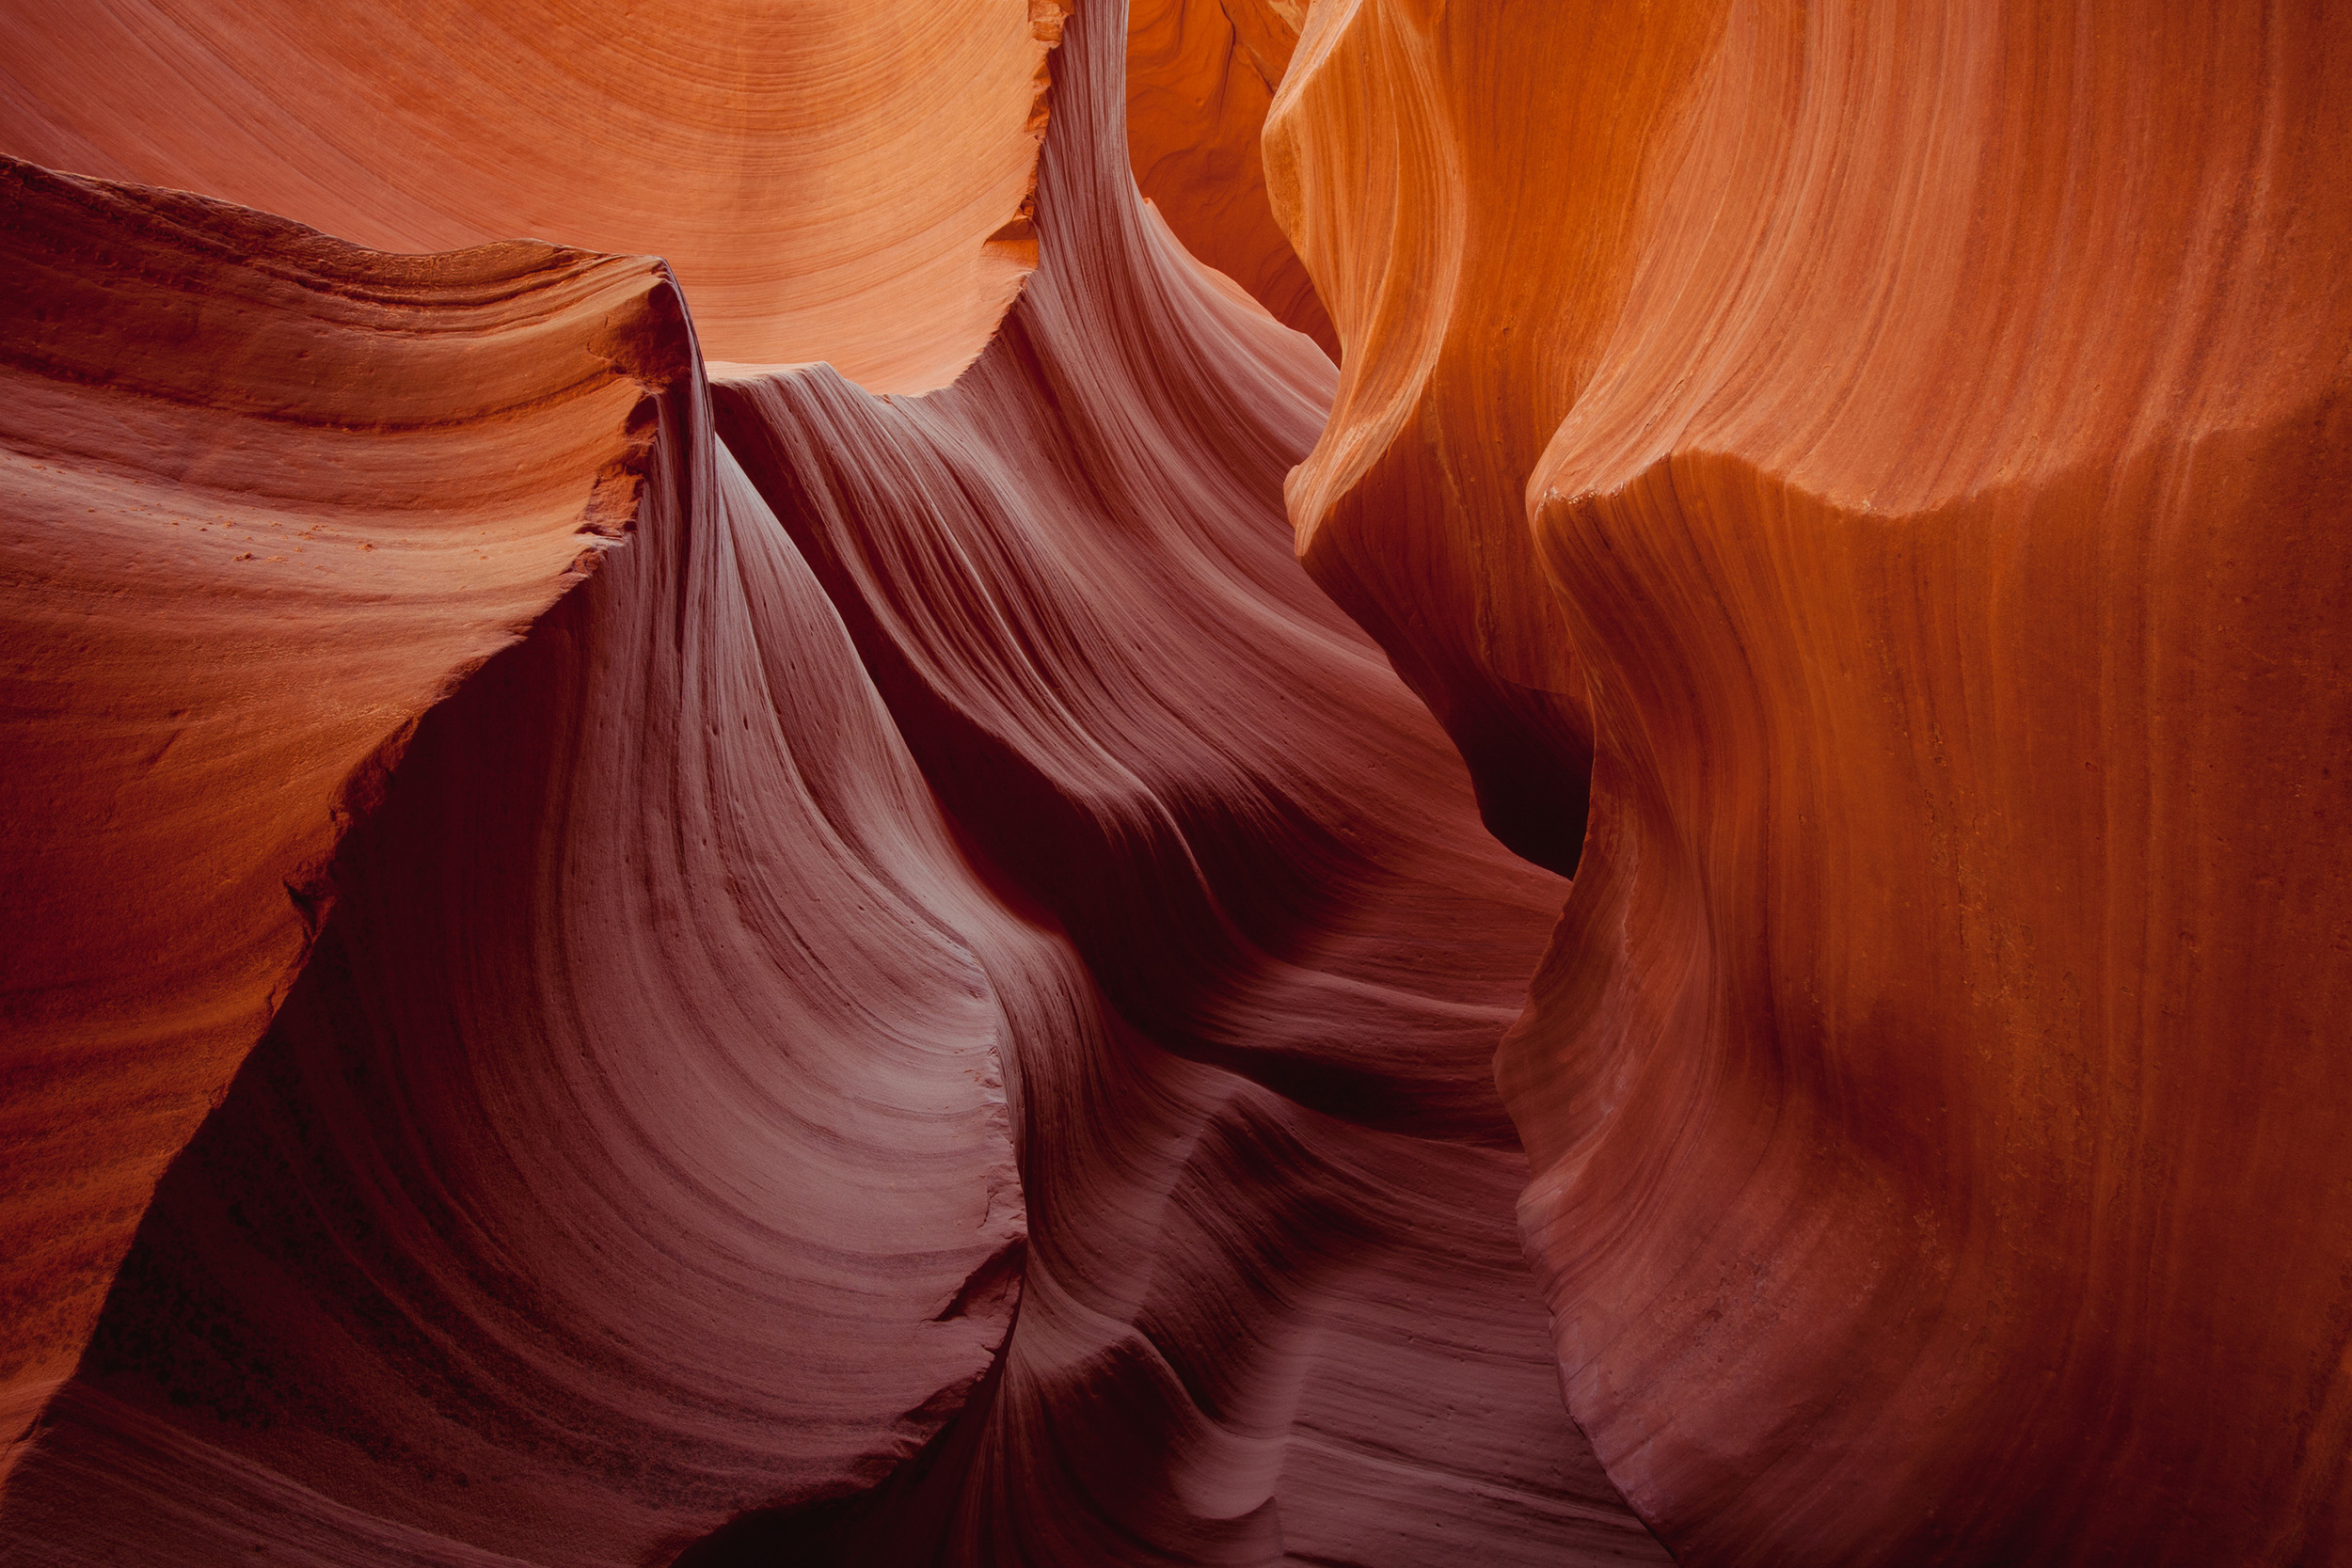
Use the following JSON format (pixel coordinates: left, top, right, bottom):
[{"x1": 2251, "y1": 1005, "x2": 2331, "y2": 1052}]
[{"x1": 1, "y1": 0, "x2": 2347, "y2": 1562}]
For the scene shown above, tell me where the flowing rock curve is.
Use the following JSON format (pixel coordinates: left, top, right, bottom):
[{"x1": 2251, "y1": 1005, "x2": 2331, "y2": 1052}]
[
  {"x1": 0, "y1": 160, "x2": 684, "y2": 1472},
  {"x1": 0, "y1": 0, "x2": 1064, "y2": 389},
  {"x1": 0, "y1": 1, "x2": 1669, "y2": 1563},
  {"x1": 1268, "y1": 1, "x2": 2352, "y2": 1561}
]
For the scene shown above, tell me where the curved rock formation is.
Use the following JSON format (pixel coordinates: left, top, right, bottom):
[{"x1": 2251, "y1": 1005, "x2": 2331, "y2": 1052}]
[
  {"x1": 700, "y1": 17, "x2": 1647, "y2": 1558},
  {"x1": 0, "y1": 1, "x2": 1661, "y2": 1563},
  {"x1": 1126, "y1": 0, "x2": 1335, "y2": 357},
  {"x1": 0, "y1": 0, "x2": 1059, "y2": 388},
  {"x1": 0, "y1": 164, "x2": 681, "y2": 1473},
  {"x1": 1269, "y1": 0, "x2": 2352, "y2": 1561},
  {"x1": 8, "y1": 0, "x2": 2349, "y2": 1560}
]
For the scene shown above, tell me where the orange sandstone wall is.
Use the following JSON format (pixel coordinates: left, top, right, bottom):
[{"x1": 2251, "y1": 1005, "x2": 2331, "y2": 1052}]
[
  {"x1": 1269, "y1": 0, "x2": 2352, "y2": 1562},
  {"x1": 0, "y1": 1, "x2": 1665, "y2": 1561},
  {"x1": 1126, "y1": 0, "x2": 1335, "y2": 357},
  {"x1": 5, "y1": 0, "x2": 2349, "y2": 1560},
  {"x1": 0, "y1": 0, "x2": 1063, "y2": 390},
  {"x1": 0, "y1": 0, "x2": 1061, "y2": 1490}
]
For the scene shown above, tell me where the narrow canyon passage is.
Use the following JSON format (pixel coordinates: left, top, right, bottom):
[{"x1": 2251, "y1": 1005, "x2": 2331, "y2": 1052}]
[
  {"x1": 2, "y1": 1, "x2": 1660, "y2": 1562},
  {"x1": 3, "y1": 1, "x2": 2348, "y2": 1566}
]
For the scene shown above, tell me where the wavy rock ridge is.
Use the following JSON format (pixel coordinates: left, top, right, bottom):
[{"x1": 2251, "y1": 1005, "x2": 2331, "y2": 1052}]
[
  {"x1": 6, "y1": 0, "x2": 2350, "y2": 1564},
  {"x1": 0, "y1": 167, "x2": 681, "y2": 1468},
  {"x1": 3, "y1": 1, "x2": 1661, "y2": 1563},
  {"x1": 1269, "y1": 0, "x2": 2352, "y2": 1562},
  {"x1": 0, "y1": 0, "x2": 1060, "y2": 389}
]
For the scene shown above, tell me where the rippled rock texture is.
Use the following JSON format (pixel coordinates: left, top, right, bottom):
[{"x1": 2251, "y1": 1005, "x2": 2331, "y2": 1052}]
[
  {"x1": 1, "y1": 1, "x2": 1661, "y2": 1563},
  {"x1": 1125, "y1": 0, "x2": 1334, "y2": 357},
  {"x1": 0, "y1": 0, "x2": 1059, "y2": 389},
  {"x1": 5, "y1": 0, "x2": 2349, "y2": 1564},
  {"x1": 1270, "y1": 0, "x2": 2352, "y2": 1563}
]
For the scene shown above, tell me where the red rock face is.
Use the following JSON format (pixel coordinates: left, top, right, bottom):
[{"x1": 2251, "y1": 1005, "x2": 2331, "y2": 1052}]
[
  {"x1": 1, "y1": 2, "x2": 1661, "y2": 1563},
  {"x1": 1269, "y1": 0, "x2": 2352, "y2": 1562},
  {"x1": 0, "y1": 165, "x2": 684, "y2": 1475},
  {"x1": 5, "y1": 0, "x2": 2348, "y2": 1564}
]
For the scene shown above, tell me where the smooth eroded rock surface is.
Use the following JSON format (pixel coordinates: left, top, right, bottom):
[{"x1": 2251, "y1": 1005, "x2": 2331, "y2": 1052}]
[
  {"x1": 1125, "y1": 0, "x2": 1335, "y2": 357},
  {"x1": 0, "y1": 0, "x2": 1062, "y2": 388},
  {"x1": 0, "y1": 1, "x2": 1662, "y2": 1562},
  {"x1": 0, "y1": 160, "x2": 680, "y2": 1472},
  {"x1": 1268, "y1": 0, "x2": 2352, "y2": 1561},
  {"x1": 8, "y1": 0, "x2": 2348, "y2": 1561}
]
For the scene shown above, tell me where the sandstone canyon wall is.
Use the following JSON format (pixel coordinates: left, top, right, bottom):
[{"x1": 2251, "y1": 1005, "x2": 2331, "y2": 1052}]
[
  {"x1": 2, "y1": 0, "x2": 2348, "y2": 1565},
  {"x1": 1124, "y1": 0, "x2": 1335, "y2": 358},
  {"x1": 0, "y1": 0, "x2": 1060, "y2": 389},
  {"x1": 2, "y1": 2, "x2": 1661, "y2": 1563},
  {"x1": 1267, "y1": 0, "x2": 2352, "y2": 1562}
]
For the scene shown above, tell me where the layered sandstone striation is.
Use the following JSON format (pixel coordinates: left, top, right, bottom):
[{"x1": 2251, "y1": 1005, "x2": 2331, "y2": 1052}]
[
  {"x1": 0, "y1": 0, "x2": 1062, "y2": 389},
  {"x1": 1269, "y1": 0, "x2": 2352, "y2": 1561},
  {"x1": 0, "y1": 1, "x2": 1661, "y2": 1562},
  {"x1": 0, "y1": 163, "x2": 683, "y2": 1476},
  {"x1": 6, "y1": 0, "x2": 2348, "y2": 1561},
  {"x1": 1125, "y1": 0, "x2": 1335, "y2": 357},
  {"x1": 695, "y1": 14, "x2": 1655, "y2": 1558}
]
